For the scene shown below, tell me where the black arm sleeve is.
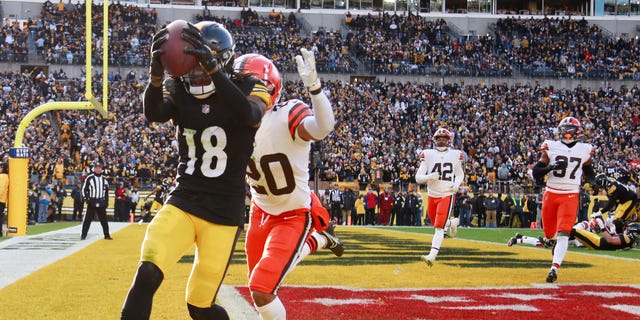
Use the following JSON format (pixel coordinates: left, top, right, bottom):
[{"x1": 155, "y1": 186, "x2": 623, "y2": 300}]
[
  {"x1": 213, "y1": 72, "x2": 263, "y2": 126},
  {"x1": 582, "y1": 163, "x2": 596, "y2": 184},
  {"x1": 143, "y1": 84, "x2": 174, "y2": 122},
  {"x1": 532, "y1": 161, "x2": 553, "y2": 180},
  {"x1": 600, "y1": 196, "x2": 614, "y2": 213}
]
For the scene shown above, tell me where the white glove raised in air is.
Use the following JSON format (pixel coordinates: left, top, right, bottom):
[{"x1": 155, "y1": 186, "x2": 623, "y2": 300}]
[
  {"x1": 424, "y1": 172, "x2": 440, "y2": 181},
  {"x1": 295, "y1": 48, "x2": 321, "y2": 92}
]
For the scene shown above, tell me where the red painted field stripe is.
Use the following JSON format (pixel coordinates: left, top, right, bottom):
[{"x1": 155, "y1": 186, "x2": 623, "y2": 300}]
[{"x1": 236, "y1": 285, "x2": 640, "y2": 320}]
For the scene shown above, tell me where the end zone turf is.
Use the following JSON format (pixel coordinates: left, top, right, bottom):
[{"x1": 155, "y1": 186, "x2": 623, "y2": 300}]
[{"x1": 0, "y1": 225, "x2": 638, "y2": 319}]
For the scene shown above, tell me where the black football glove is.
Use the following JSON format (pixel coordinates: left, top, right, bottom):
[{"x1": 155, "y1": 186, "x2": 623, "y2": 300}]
[
  {"x1": 550, "y1": 159, "x2": 568, "y2": 171},
  {"x1": 149, "y1": 27, "x2": 169, "y2": 86},
  {"x1": 182, "y1": 23, "x2": 219, "y2": 75}
]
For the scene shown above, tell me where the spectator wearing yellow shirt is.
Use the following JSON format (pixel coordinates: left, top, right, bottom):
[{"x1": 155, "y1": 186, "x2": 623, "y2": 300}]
[
  {"x1": 54, "y1": 158, "x2": 65, "y2": 184},
  {"x1": 354, "y1": 194, "x2": 365, "y2": 225}
]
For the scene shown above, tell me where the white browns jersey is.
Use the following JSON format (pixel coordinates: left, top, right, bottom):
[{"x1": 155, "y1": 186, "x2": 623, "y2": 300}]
[
  {"x1": 418, "y1": 148, "x2": 465, "y2": 198},
  {"x1": 540, "y1": 139, "x2": 594, "y2": 194},
  {"x1": 247, "y1": 99, "x2": 312, "y2": 215}
]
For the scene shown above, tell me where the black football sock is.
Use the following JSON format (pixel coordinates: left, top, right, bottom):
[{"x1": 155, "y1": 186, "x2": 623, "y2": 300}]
[
  {"x1": 188, "y1": 303, "x2": 229, "y2": 320},
  {"x1": 121, "y1": 261, "x2": 164, "y2": 320}
]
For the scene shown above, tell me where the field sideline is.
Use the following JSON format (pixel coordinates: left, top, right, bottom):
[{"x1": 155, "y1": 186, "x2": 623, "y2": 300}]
[{"x1": 0, "y1": 223, "x2": 638, "y2": 319}]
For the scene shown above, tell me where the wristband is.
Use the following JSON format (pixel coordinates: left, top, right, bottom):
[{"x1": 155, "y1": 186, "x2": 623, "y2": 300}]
[{"x1": 309, "y1": 86, "x2": 322, "y2": 95}]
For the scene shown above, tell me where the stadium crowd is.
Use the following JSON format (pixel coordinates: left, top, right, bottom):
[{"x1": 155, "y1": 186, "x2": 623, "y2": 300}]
[
  {"x1": 2, "y1": 69, "x2": 640, "y2": 194},
  {"x1": 1, "y1": 2, "x2": 640, "y2": 226},
  {"x1": 3, "y1": 3, "x2": 640, "y2": 79}
]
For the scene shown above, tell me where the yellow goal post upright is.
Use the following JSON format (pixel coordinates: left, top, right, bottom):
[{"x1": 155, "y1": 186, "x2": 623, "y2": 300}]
[{"x1": 6, "y1": 1, "x2": 109, "y2": 237}]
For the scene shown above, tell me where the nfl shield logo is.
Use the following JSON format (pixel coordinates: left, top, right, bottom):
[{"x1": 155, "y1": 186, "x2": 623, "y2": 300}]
[{"x1": 202, "y1": 104, "x2": 210, "y2": 114}]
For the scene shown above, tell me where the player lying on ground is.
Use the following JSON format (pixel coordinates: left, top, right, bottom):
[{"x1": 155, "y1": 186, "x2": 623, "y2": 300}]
[{"x1": 508, "y1": 219, "x2": 639, "y2": 251}]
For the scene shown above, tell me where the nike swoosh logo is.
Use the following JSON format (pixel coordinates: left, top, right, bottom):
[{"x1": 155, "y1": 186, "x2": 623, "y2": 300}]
[{"x1": 283, "y1": 216, "x2": 296, "y2": 220}]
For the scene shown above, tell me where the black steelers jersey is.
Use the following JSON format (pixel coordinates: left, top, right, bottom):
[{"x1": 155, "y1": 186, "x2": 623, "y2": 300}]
[
  {"x1": 600, "y1": 231, "x2": 637, "y2": 250},
  {"x1": 601, "y1": 179, "x2": 638, "y2": 212},
  {"x1": 153, "y1": 183, "x2": 168, "y2": 203},
  {"x1": 144, "y1": 74, "x2": 266, "y2": 226}
]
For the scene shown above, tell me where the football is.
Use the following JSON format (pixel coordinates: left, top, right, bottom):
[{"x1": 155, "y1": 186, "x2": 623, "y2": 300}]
[{"x1": 160, "y1": 19, "x2": 198, "y2": 77}]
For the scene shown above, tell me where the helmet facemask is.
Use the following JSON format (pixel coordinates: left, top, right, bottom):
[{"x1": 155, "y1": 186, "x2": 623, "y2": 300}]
[
  {"x1": 181, "y1": 21, "x2": 236, "y2": 99},
  {"x1": 434, "y1": 136, "x2": 450, "y2": 151},
  {"x1": 558, "y1": 117, "x2": 581, "y2": 143},
  {"x1": 559, "y1": 124, "x2": 579, "y2": 142},
  {"x1": 216, "y1": 47, "x2": 235, "y2": 74},
  {"x1": 432, "y1": 128, "x2": 452, "y2": 151},
  {"x1": 182, "y1": 65, "x2": 215, "y2": 99}
]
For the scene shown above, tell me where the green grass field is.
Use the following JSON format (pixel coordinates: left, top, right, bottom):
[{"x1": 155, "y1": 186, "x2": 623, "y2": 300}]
[
  {"x1": 4, "y1": 222, "x2": 639, "y2": 259},
  {"x1": 382, "y1": 226, "x2": 639, "y2": 258}
]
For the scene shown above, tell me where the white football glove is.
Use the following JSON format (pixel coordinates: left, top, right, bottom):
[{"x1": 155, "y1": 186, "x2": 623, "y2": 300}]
[
  {"x1": 295, "y1": 48, "x2": 321, "y2": 92},
  {"x1": 424, "y1": 172, "x2": 440, "y2": 181},
  {"x1": 449, "y1": 185, "x2": 459, "y2": 193},
  {"x1": 591, "y1": 211, "x2": 602, "y2": 219}
]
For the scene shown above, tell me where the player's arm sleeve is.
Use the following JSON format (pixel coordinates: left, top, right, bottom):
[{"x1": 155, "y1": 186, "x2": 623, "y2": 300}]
[
  {"x1": 299, "y1": 91, "x2": 335, "y2": 141},
  {"x1": 453, "y1": 153, "x2": 465, "y2": 188},
  {"x1": 582, "y1": 162, "x2": 596, "y2": 184},
  {"x1": 215, "y1": 73, "x2": 266, "y2": 126},
  {"x1": 600, "y1": 195, "x2": 614, "y2": 213},
  {"x1": 582, "y1": 147, "x2": 596, "y2": 183},
  {"x1": 415, "y1": 154, "x2": 430, "y2": 184},
  {"x1": 531, "y1": 143, "x2": 553, "y2": 180},
  {"x1": 143, "y1": 81, "x2": 175, "y2": 122},
  {"x1": 532, "y1": 161, "x2": 553, "y2": 180}
]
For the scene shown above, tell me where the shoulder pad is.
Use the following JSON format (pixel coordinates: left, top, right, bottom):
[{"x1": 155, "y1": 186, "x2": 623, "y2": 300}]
[{"x1": 539, "y1": 141, "x2": 550, "y2": 151}]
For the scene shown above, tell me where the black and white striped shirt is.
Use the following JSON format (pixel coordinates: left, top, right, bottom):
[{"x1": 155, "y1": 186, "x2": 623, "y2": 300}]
[{"x1": 82, "y1": 173, "x2": 109, "y2": 201}]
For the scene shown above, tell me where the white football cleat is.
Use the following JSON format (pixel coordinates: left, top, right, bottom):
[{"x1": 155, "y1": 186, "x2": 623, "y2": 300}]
[
  {"x1": 449, "y1": 218, "x2": 459, "y2": 237},
  {"x1": 421, "y1": 254, "x2": 436, "y2": 267}
]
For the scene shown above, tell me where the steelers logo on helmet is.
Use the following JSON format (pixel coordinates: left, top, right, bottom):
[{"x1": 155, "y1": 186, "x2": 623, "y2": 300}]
[
  {"x1": 558, "y1": 116, "x2": 581, "y2": 143},
  {"x1": 433, "y1": 128, "x2": 452, "y2": 151},
  {"x1": 182, "y1": 21, "x2": 235, "y2": 99},
  {"x1": 233, "y1": 53, "x2": 282, "y2": 108}
]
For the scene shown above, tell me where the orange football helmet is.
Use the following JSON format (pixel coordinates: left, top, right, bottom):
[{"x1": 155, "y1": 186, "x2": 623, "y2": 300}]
[{"x1": 233, "y1": 53, "x2": 282, "y2": 108}]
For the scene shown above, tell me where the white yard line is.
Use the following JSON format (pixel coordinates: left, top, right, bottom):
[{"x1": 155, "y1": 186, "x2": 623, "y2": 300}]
[
  {"x1": 218, "y1": 285, "x2": 259, "y2": 320},
  {"x1": 0, "y1": 222, "x2": 129, "y2": 290}
]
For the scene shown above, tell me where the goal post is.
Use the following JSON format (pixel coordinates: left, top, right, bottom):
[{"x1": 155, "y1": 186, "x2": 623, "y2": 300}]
[{"x1": 6, "y1": 1, "x2": 109, "y2": 237}]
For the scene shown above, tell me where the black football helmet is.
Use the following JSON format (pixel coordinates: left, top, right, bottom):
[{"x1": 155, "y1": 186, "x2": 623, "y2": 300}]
[
  {"x1": 593, "y1": 173, "x2": 612, "y2": 193},
  {"x1": 182, "y1": 21, "x2": 236, "y2": 99},
  {"x1": 196, "y1": 21, "x2": 235, "y2": 73},
  {"x1": 627, "y1": 222, "x2": 640, "y2": 233}
]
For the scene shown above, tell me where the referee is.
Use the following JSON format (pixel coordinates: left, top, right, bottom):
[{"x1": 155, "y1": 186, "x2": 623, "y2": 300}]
[{"x1": 80, "y1": 163, "x2": 112, "y2": 240}]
